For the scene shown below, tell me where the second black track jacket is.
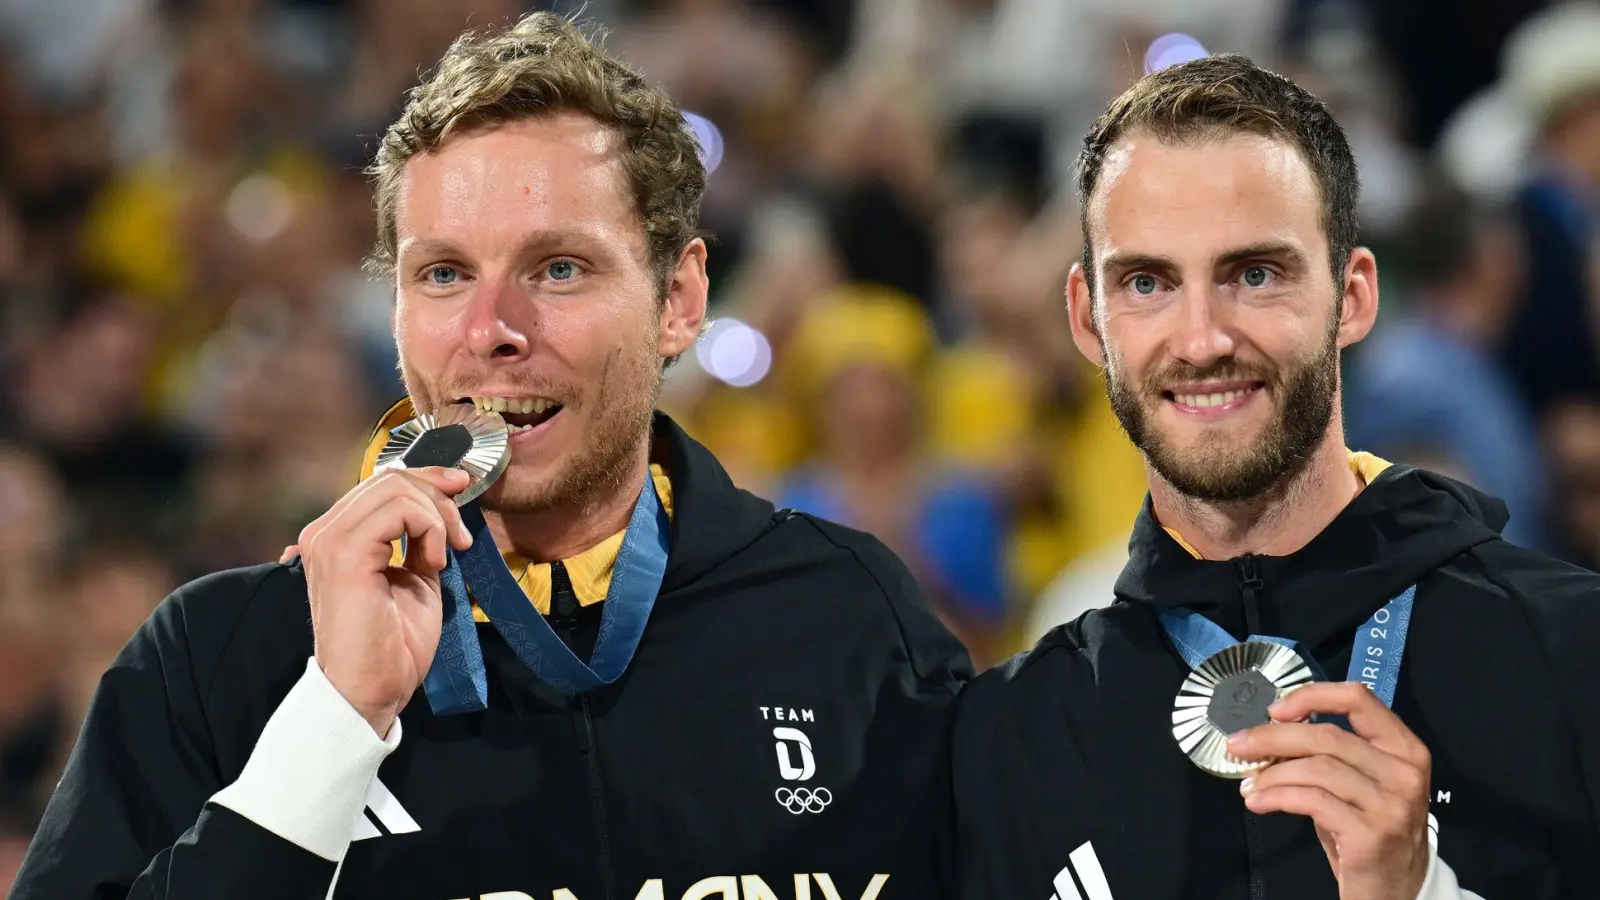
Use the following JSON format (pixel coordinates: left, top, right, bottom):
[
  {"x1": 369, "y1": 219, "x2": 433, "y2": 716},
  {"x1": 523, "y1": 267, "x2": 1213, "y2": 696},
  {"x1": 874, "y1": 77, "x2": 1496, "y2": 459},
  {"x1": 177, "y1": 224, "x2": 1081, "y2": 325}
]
[{"x1": 953, "y1": 460, "x2": 1600, "y2": 900}]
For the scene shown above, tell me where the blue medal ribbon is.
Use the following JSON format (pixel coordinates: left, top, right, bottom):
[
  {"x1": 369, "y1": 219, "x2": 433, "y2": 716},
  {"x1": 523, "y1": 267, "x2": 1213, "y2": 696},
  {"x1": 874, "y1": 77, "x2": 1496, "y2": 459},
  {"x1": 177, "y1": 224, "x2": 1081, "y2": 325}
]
[
  {"x1": 1346, "y1": 585, "x2": 1416, "y2": 709},
  {"x1": 422, "y1": 469, "x2": 671, "y2": 714},
  {"x1": 1158, "y1": 584, "x2": 1416, "y2": 710}
]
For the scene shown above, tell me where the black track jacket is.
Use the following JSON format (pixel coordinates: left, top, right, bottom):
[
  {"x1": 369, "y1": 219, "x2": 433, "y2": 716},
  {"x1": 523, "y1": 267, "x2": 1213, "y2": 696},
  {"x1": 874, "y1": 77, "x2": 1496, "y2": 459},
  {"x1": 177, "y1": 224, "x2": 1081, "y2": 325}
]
[
  {"x1": 13, "y1": 413, "x2": 973, "y2": 900},
  {"x1": 952, "y1": 461, "x2": 1600, "y2": 899}
]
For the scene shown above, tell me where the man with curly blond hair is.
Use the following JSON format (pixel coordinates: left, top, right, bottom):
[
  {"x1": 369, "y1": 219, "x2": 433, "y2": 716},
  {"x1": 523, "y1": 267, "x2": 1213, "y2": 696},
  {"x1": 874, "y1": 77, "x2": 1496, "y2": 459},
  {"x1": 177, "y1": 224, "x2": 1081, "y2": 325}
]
[{"x1": 13, "y1": 13, "x2": 970, "y2": 900}]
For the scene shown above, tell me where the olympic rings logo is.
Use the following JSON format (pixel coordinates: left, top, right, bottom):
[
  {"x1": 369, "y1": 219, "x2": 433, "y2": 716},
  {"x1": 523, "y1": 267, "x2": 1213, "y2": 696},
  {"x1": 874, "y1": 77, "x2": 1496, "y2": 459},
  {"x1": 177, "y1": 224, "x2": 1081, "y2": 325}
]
[{"x1": 774, "y1": 786, "x2": 832, "y2": 814}]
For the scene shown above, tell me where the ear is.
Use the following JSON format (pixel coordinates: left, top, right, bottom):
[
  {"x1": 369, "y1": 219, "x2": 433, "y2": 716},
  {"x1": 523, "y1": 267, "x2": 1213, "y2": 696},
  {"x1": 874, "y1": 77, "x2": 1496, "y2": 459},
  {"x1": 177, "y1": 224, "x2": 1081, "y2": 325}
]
[
  {"x1": 1337, "y1": 247, "x2": 1379, "y2": 348},
  {"x1": 658, "y1": 238, "x2": 710, "y2": 360},
  {"x1": 1067, "y1": 262, "x2": 1106, "y2": 367}
]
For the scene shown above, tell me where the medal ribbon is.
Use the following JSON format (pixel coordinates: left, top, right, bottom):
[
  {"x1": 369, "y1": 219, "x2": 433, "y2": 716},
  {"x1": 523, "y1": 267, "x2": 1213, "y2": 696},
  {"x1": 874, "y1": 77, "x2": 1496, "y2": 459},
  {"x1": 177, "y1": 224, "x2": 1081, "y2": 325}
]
[
  {"x1": 422, "y1": 469, "x2": 671, "y2": 714},
  {"x1": 1158, "y1": 584, "x2": 1417, "y2": 709}
]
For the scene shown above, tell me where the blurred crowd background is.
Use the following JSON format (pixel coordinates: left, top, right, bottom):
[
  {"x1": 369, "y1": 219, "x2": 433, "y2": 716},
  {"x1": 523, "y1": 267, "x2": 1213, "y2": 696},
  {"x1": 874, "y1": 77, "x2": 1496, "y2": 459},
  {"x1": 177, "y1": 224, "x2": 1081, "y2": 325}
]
[{"x1": 2, "y1": 0, "x2": 1599, "y2": 879}]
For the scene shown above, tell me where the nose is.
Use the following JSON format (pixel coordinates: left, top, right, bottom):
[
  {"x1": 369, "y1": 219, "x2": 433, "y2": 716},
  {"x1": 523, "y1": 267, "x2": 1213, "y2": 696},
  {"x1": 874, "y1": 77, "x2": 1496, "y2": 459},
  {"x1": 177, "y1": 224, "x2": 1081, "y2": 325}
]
[
  {"x1": 462, "y1": 276, "x2": 532, "y2": 363},
  {"x1": 1170, "y1": 285, "x2": 1238, "y2": 367}
]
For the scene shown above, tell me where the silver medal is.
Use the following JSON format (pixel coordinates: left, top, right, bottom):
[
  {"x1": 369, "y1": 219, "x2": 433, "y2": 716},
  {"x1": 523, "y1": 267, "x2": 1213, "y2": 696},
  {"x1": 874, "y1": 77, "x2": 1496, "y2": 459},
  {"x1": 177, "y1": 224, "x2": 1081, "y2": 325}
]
[
  {"x1": 374, "y1": 403, "x2": 511, "y2": 507},
  {"x1": 1172, "y1": 640, "x2": 1315, "y2": 778}
]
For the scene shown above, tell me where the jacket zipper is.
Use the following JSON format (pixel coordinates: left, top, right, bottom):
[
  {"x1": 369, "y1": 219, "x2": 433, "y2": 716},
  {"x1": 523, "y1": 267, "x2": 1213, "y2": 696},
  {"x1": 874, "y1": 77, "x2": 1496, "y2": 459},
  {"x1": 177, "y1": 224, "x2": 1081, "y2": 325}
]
[
  {"x1": 1237, "y1": 553, "x2": 1267, "y2": 900},
  {"x1": 1244, "y1": 815, "x2": 1267, "y2": 900},
  {"x1": 1237, "y1": 554, "x2": 1264, "y2": 639},
  {"x1": 550, "y1": 563, "x2": 616, "y2": 900},
  {"x1": 579, "y1": 696, "x2": 613, "y2": 900}
]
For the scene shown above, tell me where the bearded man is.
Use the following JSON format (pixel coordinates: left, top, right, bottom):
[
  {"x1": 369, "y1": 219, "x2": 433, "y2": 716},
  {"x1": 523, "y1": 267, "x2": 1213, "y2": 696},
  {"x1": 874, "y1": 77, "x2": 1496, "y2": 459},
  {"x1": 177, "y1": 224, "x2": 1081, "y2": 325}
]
[{"x1": 951, "y1": 54, "x2": 1600, "y2": 900}]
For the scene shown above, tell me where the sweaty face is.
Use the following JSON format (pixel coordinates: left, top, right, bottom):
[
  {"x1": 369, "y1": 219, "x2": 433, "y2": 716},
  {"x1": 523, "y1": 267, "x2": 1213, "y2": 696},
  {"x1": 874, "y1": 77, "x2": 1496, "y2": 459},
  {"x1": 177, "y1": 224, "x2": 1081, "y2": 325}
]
[
  {"x1": 393, "y1": 113, "x2": 666, "y2": 513},
  {"x1": 1086, "y1": 133, "x2": 1345, "y2": 503}
]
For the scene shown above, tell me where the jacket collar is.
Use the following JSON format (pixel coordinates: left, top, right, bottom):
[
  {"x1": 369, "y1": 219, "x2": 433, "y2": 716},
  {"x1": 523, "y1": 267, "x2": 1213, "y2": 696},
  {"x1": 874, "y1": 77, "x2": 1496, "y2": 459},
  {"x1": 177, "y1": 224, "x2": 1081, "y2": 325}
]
[
  {"x1": 1113, "y1": 459, "x2": 1506, "y2": 657},
  {"x1": 652, "y1": 411, "x2": 779, "y2": 592}
]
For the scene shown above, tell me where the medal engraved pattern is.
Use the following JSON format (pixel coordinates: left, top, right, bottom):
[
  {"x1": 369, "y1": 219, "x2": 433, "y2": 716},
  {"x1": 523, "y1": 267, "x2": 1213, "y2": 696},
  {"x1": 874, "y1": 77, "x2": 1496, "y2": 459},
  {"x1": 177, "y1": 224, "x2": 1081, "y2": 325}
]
[
  {"x1": 1172, "y1": 640, "x2": 1315, "y2": 778},
  {"x1": 375, "y1": 404, "x2": 510, "y2": 506}
]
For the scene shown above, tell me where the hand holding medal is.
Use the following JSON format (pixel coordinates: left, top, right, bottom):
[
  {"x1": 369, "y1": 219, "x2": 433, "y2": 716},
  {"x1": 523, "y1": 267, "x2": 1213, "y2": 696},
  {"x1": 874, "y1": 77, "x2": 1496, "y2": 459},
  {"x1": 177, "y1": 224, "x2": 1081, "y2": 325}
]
[
  {"x1": 1230, "y1": 682, "x2": 1433, "y2": 900},
  {"x1": 295, "y1": 404, "x2": 510, "y2": 738},
  {"x1": 1163, "y1": 585, "x2": 1433, "y2": 899},
  {"x1": 1170, "y1": 639, "x2": 1315, "y2": 778}
]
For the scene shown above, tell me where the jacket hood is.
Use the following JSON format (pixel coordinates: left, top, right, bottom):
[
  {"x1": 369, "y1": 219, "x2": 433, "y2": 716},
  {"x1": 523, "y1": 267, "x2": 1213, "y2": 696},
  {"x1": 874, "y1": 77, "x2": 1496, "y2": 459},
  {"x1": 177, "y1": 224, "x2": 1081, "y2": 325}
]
[
  {"x1": 360, "y1": 399, "x2": 777, "y2": 594},
  {"x1": 648, "y1": 411, "x2": 780, "y2": 591},
  {"x1": 1113, "y1": 464, "x2": 1507, "y2": 659}
]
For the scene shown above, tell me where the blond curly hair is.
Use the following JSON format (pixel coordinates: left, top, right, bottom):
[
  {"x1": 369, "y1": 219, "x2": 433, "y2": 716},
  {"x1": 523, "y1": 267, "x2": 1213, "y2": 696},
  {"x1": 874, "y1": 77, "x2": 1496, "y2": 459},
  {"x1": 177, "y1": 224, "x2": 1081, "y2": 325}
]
[{"x1": 366, "y1": 12, "x2": 707, "y2": 287}]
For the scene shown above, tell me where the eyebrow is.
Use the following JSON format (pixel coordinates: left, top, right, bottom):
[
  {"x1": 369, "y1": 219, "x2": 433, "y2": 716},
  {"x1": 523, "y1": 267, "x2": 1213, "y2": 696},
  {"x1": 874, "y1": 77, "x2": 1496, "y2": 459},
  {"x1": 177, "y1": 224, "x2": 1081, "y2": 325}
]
[
  {"x1": 1213, "y1": 242, "x2": 1310, "y2": 270},
  {"x1": 1100, "y1": 242, "x2": 1310, "y2": 276},
  {"x1": 396, "y1": 228, "x2": 611, "y2": 263},
  {"x1": 1100, "y1": 251, "x2": 1178, "y2": 277},
  {"x1": 396, "y1": 238, "x2": 464, "y2": 262}
]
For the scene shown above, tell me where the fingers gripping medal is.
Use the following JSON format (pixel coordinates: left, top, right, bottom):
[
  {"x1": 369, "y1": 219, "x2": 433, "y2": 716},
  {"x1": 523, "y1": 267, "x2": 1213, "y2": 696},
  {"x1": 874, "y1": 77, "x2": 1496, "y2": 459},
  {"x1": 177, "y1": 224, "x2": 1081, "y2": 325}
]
[
  {"x1": 370, "y1": 403, "x2": 510, "y2": 715},
  {"x1": 374, "y1": 404, "x2": 511, "y2": 502},
  {"x1": 1171, "y1": 640, "x2": 1315, "y2": 778}
]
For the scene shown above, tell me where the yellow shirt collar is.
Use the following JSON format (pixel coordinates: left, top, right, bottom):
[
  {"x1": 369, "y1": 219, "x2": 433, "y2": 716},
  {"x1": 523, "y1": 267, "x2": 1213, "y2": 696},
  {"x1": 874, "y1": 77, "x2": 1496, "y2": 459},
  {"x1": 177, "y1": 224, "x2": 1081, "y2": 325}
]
[
  {"x1": 360, "y1": 398, "x2": 675, "y2": 617},
  {"x1": 1162, "y1": 450, "x2": 1392, "y2": 560}
]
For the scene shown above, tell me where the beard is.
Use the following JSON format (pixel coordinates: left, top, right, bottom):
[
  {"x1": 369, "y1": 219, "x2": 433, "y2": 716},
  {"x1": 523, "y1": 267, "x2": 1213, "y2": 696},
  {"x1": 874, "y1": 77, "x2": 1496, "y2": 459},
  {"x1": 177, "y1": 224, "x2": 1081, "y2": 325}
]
[{"x1": 1104, "y1": 316, "x2": 1340, "y2": 504}]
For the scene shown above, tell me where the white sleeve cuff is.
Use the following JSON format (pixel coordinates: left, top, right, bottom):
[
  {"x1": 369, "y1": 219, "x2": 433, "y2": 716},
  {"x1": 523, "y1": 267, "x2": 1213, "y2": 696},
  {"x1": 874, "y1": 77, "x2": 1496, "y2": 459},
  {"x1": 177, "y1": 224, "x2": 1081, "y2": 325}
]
[
  {"x1": 1415, "y1": 841, "x2": 1488, "y2": 900},
  {"x1": 211, "y1": 657, "x2": 402, "y2": 862}
]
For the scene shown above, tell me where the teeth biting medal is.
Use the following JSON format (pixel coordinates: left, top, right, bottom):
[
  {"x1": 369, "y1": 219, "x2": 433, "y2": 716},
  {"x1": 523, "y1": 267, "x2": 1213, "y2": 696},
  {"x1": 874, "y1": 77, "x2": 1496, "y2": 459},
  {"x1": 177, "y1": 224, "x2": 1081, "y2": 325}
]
[{"x1": 468, "y1": 396, "x2": 561, "y2": 436}]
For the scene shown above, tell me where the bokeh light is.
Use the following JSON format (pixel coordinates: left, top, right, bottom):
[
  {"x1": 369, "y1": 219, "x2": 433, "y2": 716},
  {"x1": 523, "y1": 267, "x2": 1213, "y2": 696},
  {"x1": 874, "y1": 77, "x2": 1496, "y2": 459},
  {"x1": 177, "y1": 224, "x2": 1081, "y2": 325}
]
[
  {"x1": 225, "y1": 174, "x2": 293, "y2": 244},
  {"x1": 683, "y1": 111, "x2": 725, "y2": 175},
  {"x1": 1145, "y1": 33, "x2": 1209, "y2": 74},
  {"x1": 696, "y1": 318, "x2": 772, "y2": 388}
]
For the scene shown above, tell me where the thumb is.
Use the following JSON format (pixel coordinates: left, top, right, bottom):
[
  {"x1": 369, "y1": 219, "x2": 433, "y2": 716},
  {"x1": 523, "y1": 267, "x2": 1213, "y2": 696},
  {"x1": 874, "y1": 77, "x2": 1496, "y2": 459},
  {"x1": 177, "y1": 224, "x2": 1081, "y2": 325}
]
[
  {"x1": 408, "y1": 466, "x2": 474, "y2": 497},
  {"x1": 279, "y1": 544, "x2": 300, "y2": 564}
]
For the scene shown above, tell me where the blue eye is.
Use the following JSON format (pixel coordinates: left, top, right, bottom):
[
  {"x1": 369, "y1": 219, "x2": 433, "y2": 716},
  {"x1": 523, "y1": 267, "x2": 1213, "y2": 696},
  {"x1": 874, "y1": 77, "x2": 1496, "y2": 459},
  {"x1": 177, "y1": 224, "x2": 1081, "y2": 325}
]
[
  {"x1": 1242, "y1": 266, "x2": 1271, "y2": 288},
  {"x1": 547, "y1": 261, "x2": 576, "y2": 281},
  {"x1": 1131, "y1": 274, "x2": 1159, "y2": 295},
  {"x1": 428, "y1": 266, "x2": 459, "y2": 285}
]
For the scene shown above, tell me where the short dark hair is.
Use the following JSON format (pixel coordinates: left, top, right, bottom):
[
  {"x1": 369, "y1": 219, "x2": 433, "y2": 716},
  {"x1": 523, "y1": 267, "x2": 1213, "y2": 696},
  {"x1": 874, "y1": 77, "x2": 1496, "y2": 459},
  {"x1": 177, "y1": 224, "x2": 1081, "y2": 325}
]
[{"x1": 1076, "y1": 53, "x2": 1360, "y2": 295}]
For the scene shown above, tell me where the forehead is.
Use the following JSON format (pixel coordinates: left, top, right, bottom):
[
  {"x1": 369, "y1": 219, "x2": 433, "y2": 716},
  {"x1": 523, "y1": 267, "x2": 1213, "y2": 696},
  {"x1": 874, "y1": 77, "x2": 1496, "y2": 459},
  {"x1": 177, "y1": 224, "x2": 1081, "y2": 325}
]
[
  {"x1": 1089, "y1": 132, "x2": 1327, "y2": 267},
  {"x1": 395, "y1": 112, "x2": 639, "y2": 255}
]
